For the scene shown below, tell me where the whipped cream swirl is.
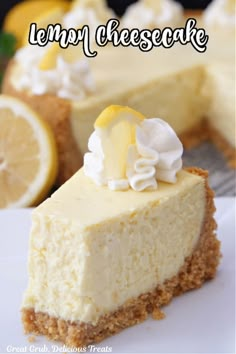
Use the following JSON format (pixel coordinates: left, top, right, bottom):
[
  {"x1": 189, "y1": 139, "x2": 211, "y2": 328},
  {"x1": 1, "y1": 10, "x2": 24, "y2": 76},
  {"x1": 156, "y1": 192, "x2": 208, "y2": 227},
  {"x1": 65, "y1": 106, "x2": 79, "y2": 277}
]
[
  {"x1": 84, "y1": 130, "x2": 106, "y2": 185},
  {"x1": 13, "y1": 45, "x2": 95, "y2": 100},
  {"x1": 203, "y1": 0, "x2": 235, "y2": 28},
  {"x1": 122, "y1": 0, "x2": 184, "y2": 29},
  {"x1": 63, "y1": 1, "x2": 115, "y2": 38},
  {"x1": 84, "y1": 118, "x2": 183, "y2": 192},
  {"x1": 63, "y1": 8, "x2": 100, "y2": 39}
]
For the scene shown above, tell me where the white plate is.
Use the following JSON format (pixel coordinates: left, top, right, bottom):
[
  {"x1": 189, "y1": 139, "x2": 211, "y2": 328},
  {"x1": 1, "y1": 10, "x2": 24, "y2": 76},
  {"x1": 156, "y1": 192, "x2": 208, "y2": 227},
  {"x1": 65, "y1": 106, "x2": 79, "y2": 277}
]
[{"x1": 0, "y1": 199, "x2": 235, "y2": 354}]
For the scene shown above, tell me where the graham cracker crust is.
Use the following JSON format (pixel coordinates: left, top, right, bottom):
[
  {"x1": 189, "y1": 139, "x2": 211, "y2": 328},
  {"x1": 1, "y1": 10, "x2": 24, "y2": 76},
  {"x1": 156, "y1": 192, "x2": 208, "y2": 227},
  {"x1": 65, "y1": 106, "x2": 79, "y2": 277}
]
[
  {"x1": 2, "y1": 61, "x2": 82, "y2": 186},
  {"x1": 2, "y1": 62, "x2": 236, "y2": 188},
  {"x1": 208, "y1": 124, "x2": 236, "y2": 169},
  {"x1": 21, "y1": 168, "x2": 221, "y2": 347},
  {"x1": 180, "y1": 120, "x2": 236, "y2": 168},
  {"x1": 180, "y1": 119, "x2": 210, "y2": 149},
  {"x1": 184, "y1": 10, "x2": 203, "y2": 19}
]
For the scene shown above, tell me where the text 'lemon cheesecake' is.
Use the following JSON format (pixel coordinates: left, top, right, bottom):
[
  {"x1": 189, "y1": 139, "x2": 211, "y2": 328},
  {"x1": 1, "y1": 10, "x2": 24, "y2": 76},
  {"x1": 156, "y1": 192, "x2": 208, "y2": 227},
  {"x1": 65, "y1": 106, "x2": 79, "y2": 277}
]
[{"x1": 22, "y1": 106, "x2": 221, "y2": 347}]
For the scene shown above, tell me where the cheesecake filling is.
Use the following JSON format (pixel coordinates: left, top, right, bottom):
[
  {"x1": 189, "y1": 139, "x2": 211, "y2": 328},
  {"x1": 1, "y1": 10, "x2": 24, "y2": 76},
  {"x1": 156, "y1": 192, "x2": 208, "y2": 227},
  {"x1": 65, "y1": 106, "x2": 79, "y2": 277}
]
[
  {"x1": 12, "y1": 44, "x2": 95, "y2": 100},
  {"x1": 22, "y1": 169, "x2": 206, "y2": 325},
  {"x1": 203, "y1": 0, "x2": 235, "y2": 29},
  {"x1": 121, "y1": 0, "x2": 184, "y2": 29},
  {"x1": 203, "y1": 64, "x2": 236, "y2": 148},
  {"x1": 22, "y1": 107, "x2": 206, "y2": 325}
]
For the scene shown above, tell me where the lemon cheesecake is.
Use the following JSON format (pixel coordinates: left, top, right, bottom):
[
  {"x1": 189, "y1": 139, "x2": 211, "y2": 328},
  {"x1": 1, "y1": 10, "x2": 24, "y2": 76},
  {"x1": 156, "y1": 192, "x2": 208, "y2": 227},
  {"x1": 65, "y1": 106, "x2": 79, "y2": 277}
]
[
  {"x1": 22, "y1": 106, "x2": 221, "y2": 346},
  {"x1": 2, "y1": 0, "x2": 236, "y2": 184}
]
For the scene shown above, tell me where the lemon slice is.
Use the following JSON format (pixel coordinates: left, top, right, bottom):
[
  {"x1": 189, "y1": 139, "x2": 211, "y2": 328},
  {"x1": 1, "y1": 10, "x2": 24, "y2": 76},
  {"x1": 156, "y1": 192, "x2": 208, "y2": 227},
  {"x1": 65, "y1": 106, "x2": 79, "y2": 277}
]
[
  {"x1": 95, "y1": 105, "x2": 145, "y2": 180},
  {"x1": 3, "y1": 0, "x2": 69, "y2": 47},
  {"x1": 0, "y1": 95, "x2": 58, "y2": 209},
  {"x1": 23, "y1": 7, "x2": 65, "y2": 46},
  {"x1": 39, "y1": 43, "x2": 83, "y2": 70}
]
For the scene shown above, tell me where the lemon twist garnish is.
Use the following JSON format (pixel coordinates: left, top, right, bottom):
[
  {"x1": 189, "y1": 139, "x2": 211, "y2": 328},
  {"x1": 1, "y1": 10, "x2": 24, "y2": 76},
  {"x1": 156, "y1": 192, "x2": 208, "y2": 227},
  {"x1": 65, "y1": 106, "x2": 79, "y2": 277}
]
[
  {"x1": 39, "y1": 43, "x2": 83, "y2": 71},
  {"x1": 94, "y1": 105, "x2": 145, "y2": 180},
  {"x1": 144, "y1": 0, "x2": 162, "y2": 13},
  {"x1": 71, "y1": 0, "x2": 106, "y2": 10},
  {"x1": 23, "y1": 7, "x2": 65, "y2": 46},
  {"x1": 39, "y1": 43, "x2": 60, "y2": 70},
  {"x1": 0, "y1": 95, "x2": 58, "y2": 208},
  {"x1": 3, "y1": 0, "x2": 69, "y2": 47},
  {"x1": 95, "y1": 105, "x2": 145, "y2": 129}
]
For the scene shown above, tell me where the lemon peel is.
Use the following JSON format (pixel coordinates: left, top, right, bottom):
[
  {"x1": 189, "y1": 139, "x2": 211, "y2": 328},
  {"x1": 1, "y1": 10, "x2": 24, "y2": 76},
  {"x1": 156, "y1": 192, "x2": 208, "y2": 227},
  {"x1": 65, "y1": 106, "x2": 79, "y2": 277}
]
[{"x1": 0, "y1": 95, "x2": 58, "y2": 208}]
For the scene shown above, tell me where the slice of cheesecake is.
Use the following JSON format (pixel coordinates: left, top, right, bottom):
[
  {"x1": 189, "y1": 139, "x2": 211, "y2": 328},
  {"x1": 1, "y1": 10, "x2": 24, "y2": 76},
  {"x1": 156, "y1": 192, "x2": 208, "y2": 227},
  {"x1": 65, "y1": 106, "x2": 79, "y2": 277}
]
[
  {"x1": 21, "y1": 168, "x2": 220, "y2": 346},
  {"x1": 22, "y1": 106, "x2": 221, "y2": 347}
]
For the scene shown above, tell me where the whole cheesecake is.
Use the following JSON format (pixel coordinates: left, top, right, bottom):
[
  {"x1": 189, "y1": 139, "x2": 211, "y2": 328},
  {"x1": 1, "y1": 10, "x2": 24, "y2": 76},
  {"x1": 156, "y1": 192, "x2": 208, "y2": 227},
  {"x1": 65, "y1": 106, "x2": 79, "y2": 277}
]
[
  {"x1": 22, "y1": 106, "x2": 221, "y2": 346},
  {"x1": 3, "y1": 45, "x2": 208, "y2": 184},
  {"x1": 2, "y1": 1, "x2": 236, "y2": 184}
]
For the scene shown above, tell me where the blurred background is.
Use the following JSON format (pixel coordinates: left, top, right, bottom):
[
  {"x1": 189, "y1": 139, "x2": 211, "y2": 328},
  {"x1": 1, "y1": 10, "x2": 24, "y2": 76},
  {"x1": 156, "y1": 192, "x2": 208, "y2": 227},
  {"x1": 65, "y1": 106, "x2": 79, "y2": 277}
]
[{"x1": 0, "y1": 0, "x2": 213, "y2": 27}]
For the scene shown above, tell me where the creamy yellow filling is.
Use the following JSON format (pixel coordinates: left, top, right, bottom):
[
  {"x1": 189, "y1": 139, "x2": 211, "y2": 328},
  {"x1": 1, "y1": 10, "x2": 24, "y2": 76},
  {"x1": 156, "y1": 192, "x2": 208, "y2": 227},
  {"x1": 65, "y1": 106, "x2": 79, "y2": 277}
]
[
  {"x1": 204, "y1": 64, "x2": 236, "y2": 147},
  {"x1": 23, "y1": 169, "x2": 205, "y2": 325},
  {"x1": 10, "y1": 29, "x2": 235, "y2": 154},
  {"x1": 69, "y1": 45, "x2": 207, "y2": 154},
  {"x1": 69, "y1": 32, "x2": 234, "y2": 153}
]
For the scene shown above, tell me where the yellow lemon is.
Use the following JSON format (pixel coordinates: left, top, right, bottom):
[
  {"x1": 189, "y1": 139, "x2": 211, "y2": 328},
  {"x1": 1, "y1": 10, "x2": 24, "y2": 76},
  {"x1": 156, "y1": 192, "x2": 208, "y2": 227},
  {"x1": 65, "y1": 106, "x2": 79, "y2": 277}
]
[
  {"x1": 0, "y1": 95, "x2": 58, "y2": 208},
  {"x1": 3, "y1": 0, "x2": 69, "y2": 47},
  {"x1": 39, "y1": 42, "x2": 83, "y2": 70},
  {"x1": 23, "y1": 7, "x2": 65, "y2": 46},
  {"x1": 144, "y1": 0, "x2": 162, "y2": 13},
  {"x1": 38, "y1": 43, "x2": 61, "y2": 70},
  {"x1": 95, "y1": 105, "x2": 145, "y2": 180}
]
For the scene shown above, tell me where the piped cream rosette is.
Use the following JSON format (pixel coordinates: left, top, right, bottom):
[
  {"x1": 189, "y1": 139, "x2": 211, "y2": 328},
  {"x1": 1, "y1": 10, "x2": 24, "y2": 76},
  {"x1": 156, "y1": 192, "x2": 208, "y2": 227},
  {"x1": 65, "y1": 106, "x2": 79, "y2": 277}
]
[
  {"x1": 203, "y1": 0, "x2": 235, "y2": 29},
  {"x1": 121, "y1": 0, "x2": 184, "y2": 30},
  {"x1": 84, "y1": 105, "x2": 183, "y2": 192},
  {"x1": 13, "y1": 43, "x2": 95, "y2": 101},
  {"x1": 63, "y1": 0, "x2": 115, "y2": 36}
]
